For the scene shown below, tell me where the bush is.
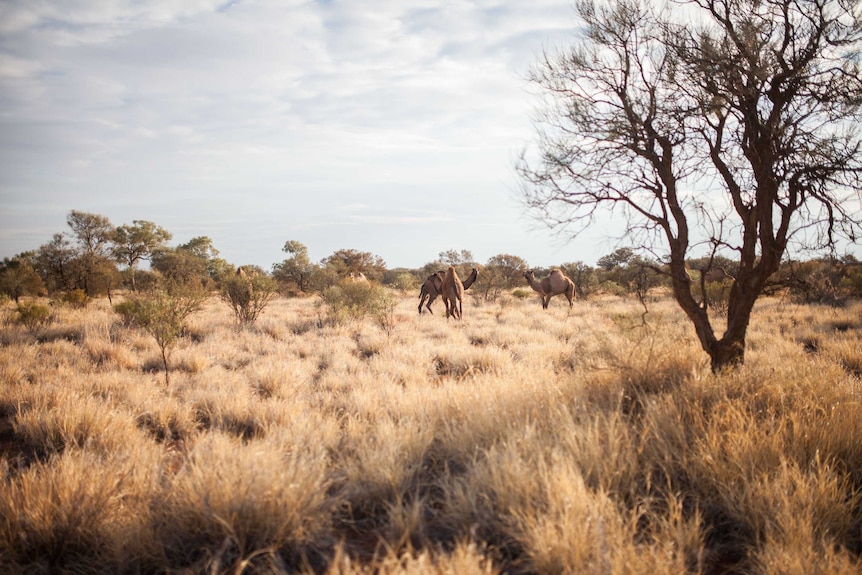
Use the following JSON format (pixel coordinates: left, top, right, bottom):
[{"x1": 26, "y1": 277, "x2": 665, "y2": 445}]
[
  {"x1": 16, "y1": 302, "x2": 52, "y2": 332},
  {"x1": 320, "y1": 281, "x2": 395, "y2": 327},
  {"x1": 221, "y1": 274, "x2": 279, "y2": 327},
  {"x1": 599, "y1": 281, "x2": 628, "y2": 297},
  {"x1": 511, "y1": 288, "x2": 531, "y2": 300},
  {"x1": 704, "y1": 279, "x2": 733, "y2": 316},
  {"x1": 114, "y1": 289, "x2": 205, "y2": 385},
  {"x1": 57, "y1": 289, "x2": 88, "y2": 309}
]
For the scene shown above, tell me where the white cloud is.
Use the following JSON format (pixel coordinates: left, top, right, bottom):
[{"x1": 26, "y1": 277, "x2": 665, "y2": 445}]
[{"x1": 0, "y1": 0, "x2": 597, "y2": 269}]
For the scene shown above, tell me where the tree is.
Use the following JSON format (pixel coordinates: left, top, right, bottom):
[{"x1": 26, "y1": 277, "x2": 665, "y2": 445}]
[
  {"x1": 518, "y1": 0, "x2": 862, "y2": 371},
  {"x1": 177, "y1": 236, "x2": 219, "y2": 261},
  {"x1": 221, "y1": 272, "x2": 279, "y2": 327},
  {"x1": 0, "y1": 255, "x2": 45, "y2": 303},
  {"x1": 151, "y1": 248, "x2": 208, "y2": 290},
  {"x1": 321, "y1": 249, "x2": 387, "y2": 282},
  {"x1": 562, "y1": 262, "x2": 598, "y2": 298},
  {"x1": 177, "y1": 236, "x2": 231, "y2": 283},
  {"x1": 596, "y1": 248, "x2": 663, "y2": 299},
  {"x1": 114, "y1": 286, "x2": 206, "y2": 386},
  {"x1": 441, "y1": 249, "x2": 477, "y2": 277},
  {"x1": 35, "y1": 233, "x2": 76, "y2": 293},
  {"x1": 597, "y1": 248, "x2": 635, "y2": 271},
  {"x1": 113, "y1": 220, "x2": 172, "y2": 291},
  {"x1": 439, "y1": 249, "x2": 474, "y2": 268},
  {"x1": 478, "y1": 254, "x2": 527, "y2": 301},
  {"x1": 66, "y1": 210, "x2": 114, "y2": 259},
  {"x1": 151, "y1": 236, "x2": 226, "y2": 290},
  {"x1": 272, "y1": 240, "x2": 318, "y2": 294},
  {"x1": 65, "y1": 210, "x2": 116, "y2": 297}
]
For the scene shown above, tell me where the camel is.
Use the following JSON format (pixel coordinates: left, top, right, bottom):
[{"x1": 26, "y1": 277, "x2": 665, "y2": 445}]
[
  {"x1": 523, "y1": 269, "x2": 575, "y2": 309},
  {"x1": 418, "y1": 267, "x2": 478, "y2": 314},
  {"x1": 441, "y1": 266, "x2": 465, "y2": 320}
]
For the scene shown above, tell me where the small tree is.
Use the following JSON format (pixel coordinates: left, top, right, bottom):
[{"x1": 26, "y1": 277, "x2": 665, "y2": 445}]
[
  {"x1": 321, "y1": 248, "x2": 387, "y2": 282},
  {"x1": 562, "y1": 262, "x2": 598, "y2": 298},
  {"x1": 65, "y1": 210, "x2": 116, "y2": 297},
  {"x1": 319, "y1": 280, "x2": 393, "y2": 326},
  {"x1": 113, "y1": 220, "x2": 172, "y2": 291},
  {"x1": 0, "y1": 255, "x2": 45, "y2": 303},
  {"x1": 272, "y1": 240, "x2": 319, "y2": 295},
  {"x1": 478, "y1": 254, "x2": 527, "y2": 302},
  {"x1": 115, "y1": 287, "x2": 206, "y2": 386},
  {"x1": 16, "y1": 302, "x2": 52, "y2": 333},
  {"x1": 438, "y1": 249, "x2": 478, "y2": 280},
  {"x1": 221, "y1": 272, "x2": 279, "y2": 327},
  {"x1": 35, "y1": 233, "x2": 77, "y2": 294}
]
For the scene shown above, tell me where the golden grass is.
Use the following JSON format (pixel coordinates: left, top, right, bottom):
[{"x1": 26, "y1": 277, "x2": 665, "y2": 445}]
[{"x1": 1, "y1": 293, "x2": 861, "y2": 573}]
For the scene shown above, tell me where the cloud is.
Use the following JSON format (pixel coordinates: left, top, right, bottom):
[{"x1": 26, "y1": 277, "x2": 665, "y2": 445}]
[{"x1": 0, "y1": 0, "x2": 594, "y2": 269}]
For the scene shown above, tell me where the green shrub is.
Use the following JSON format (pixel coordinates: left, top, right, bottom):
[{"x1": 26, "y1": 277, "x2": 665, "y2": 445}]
[
  {"x1": 17, "y1": 302, "x2": 52, "y2": 332},
  {"x1": 704, "y1": 279, "x2": 733, "y2": 316},
  {"x1": 320, "y1": 281, "x2": 394, "y2": 326},
  {"x1": 511, "y1": 288, "x2": 531, "y2": 300},
  {"x1": 599, "y1": 281, "x2": 627, "y2": 297},
  {"x1": 114, "y1": 289, "x2": 205, "y2": 385},
  {"x1": 57, "y1": 289, "x2": 88, "y2": 309},
  {"x1": 221, "y1": 274, "x2": 279, "y2": 327}
]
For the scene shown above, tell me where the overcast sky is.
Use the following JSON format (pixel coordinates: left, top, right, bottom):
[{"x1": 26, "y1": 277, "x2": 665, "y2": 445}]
[
  {"x1": 2, "y1": 0, "x2": 626, "y2": 271},
  {"x1": 1, "y1": 0, "x2": 644, "y2": 272}
]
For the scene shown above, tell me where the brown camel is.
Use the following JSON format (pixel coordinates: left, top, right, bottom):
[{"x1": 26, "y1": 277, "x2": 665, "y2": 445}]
[
  {"x1": 418, "y1": 267, "x2": 478, "y2": 314},
  {"x1": 441, "y1": 266, "x2": 465, "y2": 320},
  {"x1": 523, "y1": 269, "x2": 575, "y2": 309}
]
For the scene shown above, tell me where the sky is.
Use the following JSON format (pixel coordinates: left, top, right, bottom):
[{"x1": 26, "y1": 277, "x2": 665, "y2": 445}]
[{"x1": 1, "y1": 0, "x2": 636, "y2": 272}]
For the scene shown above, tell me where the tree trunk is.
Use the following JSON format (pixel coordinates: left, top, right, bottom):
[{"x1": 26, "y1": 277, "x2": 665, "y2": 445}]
[
  {"x1": 669, "y1": 257, "x2": 752, "y2": 373},
  {"x1": 161, "y1": 347, "x2": 170, "y2": 386},
  {"x1": 707, "y1": 337, "x2": 745, "y2": 372}
]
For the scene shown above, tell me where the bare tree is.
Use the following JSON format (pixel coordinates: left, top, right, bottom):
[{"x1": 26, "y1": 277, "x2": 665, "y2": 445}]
[{"x1": 518, "y1": 0, "x2": 862, "y2": 371}]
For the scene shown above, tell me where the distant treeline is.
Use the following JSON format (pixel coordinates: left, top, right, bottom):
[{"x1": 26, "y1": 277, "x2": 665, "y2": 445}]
[{"x1": 2, "y1": 210, "x2": 861, "y2": 307}]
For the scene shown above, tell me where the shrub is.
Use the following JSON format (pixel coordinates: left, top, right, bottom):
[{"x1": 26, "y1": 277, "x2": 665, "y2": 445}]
[
  {"x1": 16, "y1": 302, "x2": 52, "y2": 333},
  {"x1": 57, "y1": 289, "x2": 88, "y2": 309},
  {"x1": 704, "y1": 279, "x2": 733, "y2": 316},
  {"x1": 320, "y1": 281, "x2": 394, "y2": 327},
  {"x1": 388, "y1": 272, "x2": 418, "y2": 292},
  {"x1": 599, "y1": 281, "x2": 627, "y2": 297},
  {"x1": 511, "y1": 288, "x2": 531, "y2": 300},
  {"x1": 114, "y1": 288, "x2": 206, "y2": 385},
  {"x1": 221, "y1": 274, "x2": 279, "y2": 327}
]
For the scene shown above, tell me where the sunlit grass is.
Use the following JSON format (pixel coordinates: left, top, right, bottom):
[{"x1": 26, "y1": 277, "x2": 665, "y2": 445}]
[{"x1": 1, "y1": 292, "x2": 861, "y2": 573}]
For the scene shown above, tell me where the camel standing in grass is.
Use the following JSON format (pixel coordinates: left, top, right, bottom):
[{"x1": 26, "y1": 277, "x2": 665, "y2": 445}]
[
  {"x1": 441, "y1": 266, "x2": 465, "y2": 320},
  {"x1": 524, "y1": 269, "x2": 575, "y2": 309},
  {"x1": 418, "y1": 268, "x2": 478, "y2": 314}
]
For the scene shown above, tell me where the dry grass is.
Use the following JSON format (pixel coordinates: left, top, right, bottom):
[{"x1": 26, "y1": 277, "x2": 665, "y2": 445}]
[{"x1": 1, "y1": 293, "x2": 861, "y2": 573}]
